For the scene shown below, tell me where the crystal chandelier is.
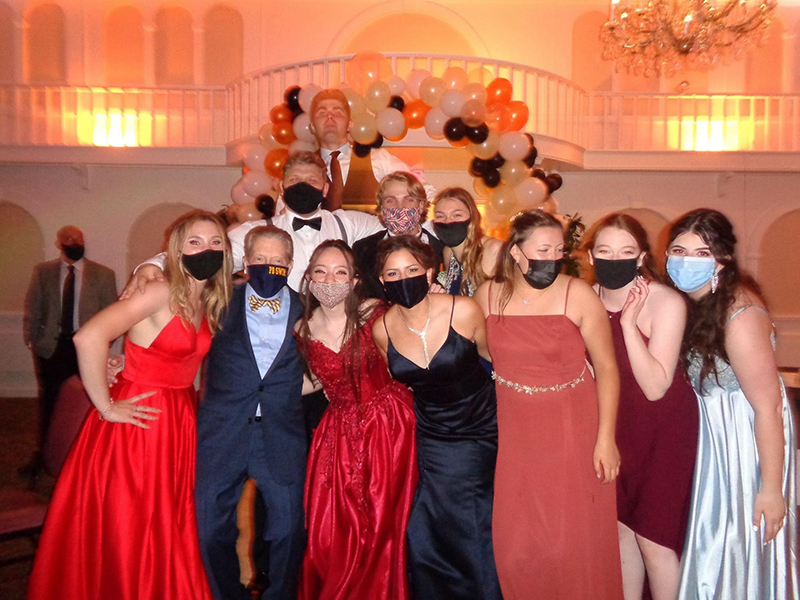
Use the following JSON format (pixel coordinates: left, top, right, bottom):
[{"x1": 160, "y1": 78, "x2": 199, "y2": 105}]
[{"x1": 600, "y1": 0, "x2": 778, "y2": 77}]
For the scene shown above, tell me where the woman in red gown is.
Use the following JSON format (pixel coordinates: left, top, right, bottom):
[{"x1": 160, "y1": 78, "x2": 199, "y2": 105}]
[
  {"x1": 474, "y1": 210, "x2": 624, "y2": 600},
  {"x1": 294, "y1": 240, "x2": 417, "y2": 600},
  {"x1": 27, "y1": 210, "x2": 232, "y2": 600}
]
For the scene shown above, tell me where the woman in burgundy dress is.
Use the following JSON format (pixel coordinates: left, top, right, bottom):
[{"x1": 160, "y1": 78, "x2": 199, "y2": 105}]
[
  {"x1": 27, "y1": 210, "x2": 232, "y2": 599},
  {"x1": 474, "y1": 210, "x2": 623, "y2": 600},
  {"x1": 295, "y1": 240, "x2": 417, "y2": 600},
  {"x1": 582, "y1": 213, "x2": 698, "y2": 600}
]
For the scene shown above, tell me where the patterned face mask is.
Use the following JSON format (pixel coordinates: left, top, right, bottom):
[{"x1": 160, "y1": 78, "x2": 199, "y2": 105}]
[
  {"x1": 382, "y1": 207, "x2": 421, "y2": 235},
  {"x1": 308, "y1": 280, "x2": 351, "y2": 308}
]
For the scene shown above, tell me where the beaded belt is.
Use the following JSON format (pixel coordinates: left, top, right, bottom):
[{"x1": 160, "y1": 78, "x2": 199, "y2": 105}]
[{"x1": 492, "y1": 365, "x2": 586, "y2": 395}]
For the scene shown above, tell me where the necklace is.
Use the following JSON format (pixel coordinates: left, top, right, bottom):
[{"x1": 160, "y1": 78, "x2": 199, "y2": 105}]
[{"x1": 398, "y1": 296, "x2": 432, "y2": 368}]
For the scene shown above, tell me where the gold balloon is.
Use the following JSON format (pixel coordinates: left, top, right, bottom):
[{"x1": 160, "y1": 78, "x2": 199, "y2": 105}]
[
  {"x1": 488, "y1": 184, "x2": 518, "y2": 216},
  {"x1": 365, "y1": 81, "x2": 391, "y2": 114},
  {"x1": 468, "y1": 67, "x2": 494, "y2": 85},
  {"x1": 419, "y1": 77, "x2": 446, "y2": 108},
  {"x1": 441, "y1": 66, "x2": 469, "y2": 90},
  {"x1": 345, "y1": 51, "x2": 392, "y2": 95},
  {"x1": 351, "y1": 113, "x2": 379, "y2": 145},
  {"x1": 468, "y1": 130, "x2": 501, "y2": 160},
  {"x1": 499, "y1": 161, "x2": 530, "y2": 187}
]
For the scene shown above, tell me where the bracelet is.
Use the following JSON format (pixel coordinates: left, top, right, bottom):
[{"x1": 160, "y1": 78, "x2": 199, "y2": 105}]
[{"x1": 98, "y1": 400, "x2": 114, "y2": 421}]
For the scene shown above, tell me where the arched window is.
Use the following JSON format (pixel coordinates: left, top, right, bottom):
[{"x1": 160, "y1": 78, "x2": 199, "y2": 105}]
[
  {"x1": 106, "y1": 6, "x2": 144, "y2": 86},
  {"x1": 154, "y1": 6, "x2": 193, "y2": 85},
  {"x1": 204, "y1": 5, "x2": 243, "y2": 85},
  {"x1": 759, "y1": 209, "x2": 800, "y2": 317},
  {"x1": 0, "y1": 202, "x2": 45, "y2": 311},
  {"x1": 25, "y1": 3, "x2": 65, "y2": 83},
  {"x1": 572, "y1": 11, "x2": 612, "y2": 92},
  {"x1": 127, "y1": 203, "x2": 195, "y2": 274},
  {"x1": 0, "y1": 3, "x2": 14, "y2": 82},
  {"x1": 746, "y1": 17, "x2": 784, "y2": 94},
  {"x1": 342, "y1": 13, "x2": 475, "y2": 55}
]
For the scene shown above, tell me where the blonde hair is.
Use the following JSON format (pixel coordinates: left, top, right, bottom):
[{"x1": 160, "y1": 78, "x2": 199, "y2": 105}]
[
  {"x1": 163, "y1": 210, "x2": 232, "y2": 334},
  {"x1": 434, "y1": 187, "x2": 488, "y2": 295},
  {"x1": 244, "y1": 225, "x2": 294, "y2": 263},
  {"x1": 376, "y1": 171, "x2": 429, "y2": 222}
]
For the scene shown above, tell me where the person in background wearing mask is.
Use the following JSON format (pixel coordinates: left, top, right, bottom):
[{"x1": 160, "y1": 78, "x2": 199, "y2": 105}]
[
  {"x1": 27, "y1": 210, "x2": 231, "y2": 599},
  {"x1": 309, "y1": 88, "x2": 436, "y2": 211},
  {"x1": 432, "y1": 187, "x2": 503, "y2": 297},
  {"x1": 193, "y1": 225, "x2": 309, "y2": 600},
  {"x1": 582, "y1": 213, "x2": 698, "y2": 600},
  {"x1": 353, "y1": 171, "x2": 445, "y2": 300},
  {"x1": 667, "y1": 209, "x2": 799, "y2": 600},
  {"x1": 473, "y1": 210, "x2": 623, "y2": 600},
  {"x1": 372, "y1": 235, "x2": 502, "y2": 600},
  {"x1": 22, "y1": 225, "x2": 117, "y2": 479}
]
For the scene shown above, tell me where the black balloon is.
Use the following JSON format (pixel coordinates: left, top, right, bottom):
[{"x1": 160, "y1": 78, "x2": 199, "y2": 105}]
[
  {"x1": 523, "y1": 145, "x2": 539, "y2": 168},
  {"x1": 524, "y1": 133, "x2": 535, "y2": 147},
  {"x1": 466, "y1": 123, "x2": 489, "y2": 144},
  {"x1": 444, "y1": 118, "x2": 468, "y2": 142},
  {"x1": 353, "y1": 143, "x2": 371, "y2": 158},
  {"x1": 532, "y1": 168, "x2": 547, "y2": 180},
  {"x1": 371, "y1": 134, "x2": 384, "y2": 149},
  {"x1": 483, "y1": 169, "x2": 501, "y2": 188},
  {"x1": 389, "y1": 95, "x2": 405, "y2": 112},
  {"x1": 490, "y1": 154, "x2": 505, "y2": 169},
  {"x1": 256, "y1": 195, "x2": 275, "y2": 219},
  {"x1": 284, "y1": 86, "x2": 301, "y2": 113},
  {"x1": 469, "y1": 157, "x2": 490, "y2": 177},
  {"x1": 545, "y1": 173, "x2": 563, "y2": 193}
]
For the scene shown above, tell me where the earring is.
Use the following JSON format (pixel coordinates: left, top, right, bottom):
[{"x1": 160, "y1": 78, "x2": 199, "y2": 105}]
[{"x1": 711, "y1": 272, "x2": 719, "y2": 294}]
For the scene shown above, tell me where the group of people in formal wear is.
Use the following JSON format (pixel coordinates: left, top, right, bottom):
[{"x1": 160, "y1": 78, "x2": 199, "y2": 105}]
[{"x1": 23, "y1": 88, "x2": 798, "y2": 600}]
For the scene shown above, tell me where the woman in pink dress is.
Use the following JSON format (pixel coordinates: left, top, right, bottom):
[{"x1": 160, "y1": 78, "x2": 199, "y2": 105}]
[
  {"x1": 294, "y1": 240, "x2": 417, "y2": 600},
  {"x1": 474, "y1": 209, "x2": 624, "y2": 600}
]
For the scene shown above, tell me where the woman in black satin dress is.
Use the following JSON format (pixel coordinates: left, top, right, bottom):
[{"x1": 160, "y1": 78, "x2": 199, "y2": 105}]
[{"x1": 372, "y1": 235, "x2": 502, "y2": 600}]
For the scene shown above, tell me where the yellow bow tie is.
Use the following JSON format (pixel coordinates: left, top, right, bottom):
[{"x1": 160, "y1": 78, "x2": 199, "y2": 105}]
[{"x1": 249, "y1": 295, "x2": 281, "y2": 313}]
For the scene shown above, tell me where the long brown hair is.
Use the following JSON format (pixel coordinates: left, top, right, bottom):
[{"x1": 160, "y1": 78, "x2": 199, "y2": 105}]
[
  {"x1": 494, "y1": 210, "x2": 564, "y2": 314},
  {"x1": 296, "y1": 240, "x2": 374, "y2": 399},
  {"x1": 163, "y1": 210, "x2": 232, "y2": 334},
  {"x1": 434, "y1": 187, "x2": 490, "y2": 294},
  {"x1": 668, "y1": 208, "x2": 765, "y2": 385},
  {"x1": 580, "y1": 212, "x2": 661, "y2": 283}
]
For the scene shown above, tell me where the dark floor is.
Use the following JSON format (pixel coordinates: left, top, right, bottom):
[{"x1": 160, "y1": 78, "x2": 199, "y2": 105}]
[{"x1": 0, "y1": 397, "x2": 55, "y2": 600}]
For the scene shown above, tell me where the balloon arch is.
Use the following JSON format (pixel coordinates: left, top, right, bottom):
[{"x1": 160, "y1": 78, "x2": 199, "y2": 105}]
[{"x1": 229, "y1": 52, "x2": 566, "y2": 239}]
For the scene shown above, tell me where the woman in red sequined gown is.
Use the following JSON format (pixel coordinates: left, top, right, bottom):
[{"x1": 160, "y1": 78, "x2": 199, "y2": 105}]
[
  {"x1": 27, "y1": 211, "x2": 232, "y2": 600},
  {"x1": 294, "y1": 241, "x2": 417, "y2": 600},
  {"x1": 474, "y1": 210, "x2": 624, "y2": 600}
]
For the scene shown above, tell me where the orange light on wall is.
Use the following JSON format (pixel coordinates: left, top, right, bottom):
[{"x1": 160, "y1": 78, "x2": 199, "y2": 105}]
[
  {"x1": 677, "y1": 118, "x2": 750, "y2": 151},
  {"x1": 90, "y1": 109, "x2": 145, "y2": 147}
]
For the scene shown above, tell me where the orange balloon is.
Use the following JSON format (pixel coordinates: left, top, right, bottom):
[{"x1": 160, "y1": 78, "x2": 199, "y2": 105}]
[
  {"x1": 270, "y1": 104, "x2": 294, "y2": 124},
  {"x1": 485, "y1": 103, "x2": 512, "y2": 132},
  {"x1": 507, "y1": 101, "x2": 529, "y2": 132},
  {"x1": 242, "y1": 166, "x2": 251, "y2": 175},
  {"x1": 448, "y1": 136, "x2": 469, "y2": 148},
  {"x1": 264, "y1": 148, "x2": 290, "y2": 179},
  {"x1": 272, "y1": 121, "x2": 296, "y2": 146},
  {"x1": 402, "y1": 99, "x2": 430, "y2": 130},
  {"x1": 486, "y1": 77, "x2": 513, "y2": 106}
]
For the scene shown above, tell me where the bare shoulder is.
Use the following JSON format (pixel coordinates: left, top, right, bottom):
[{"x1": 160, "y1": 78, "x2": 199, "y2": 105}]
[
  {"x1": 473, "y1": 280, "x2": 491, "y2": 312},
  {"x1": 454, "y1": 294, "x2": 482, "y2": 319},
  {"x1": 122, "y1": 280, "x2": 170, "y2": 308},
  {"x1": 646, "y1": 281, "x2": 687, "y2": 313},
  {"x1": 371, "y1": 312, "x2": 389, "y2": 344},
  {"x1": 481, "y1": 235, "x2": 504, "y2": 254}
]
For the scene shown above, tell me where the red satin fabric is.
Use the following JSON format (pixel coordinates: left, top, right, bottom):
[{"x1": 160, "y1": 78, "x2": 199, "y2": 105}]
[
  {"x1": 27, "y1": 316, "x2": 214, "y2": 600},
  {"x1": 298, "y1": 308, "x2": 417, "y2": 600}
]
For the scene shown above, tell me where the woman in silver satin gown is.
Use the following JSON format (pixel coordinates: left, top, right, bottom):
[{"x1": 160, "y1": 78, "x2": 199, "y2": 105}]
[{"x1": 667, "y1": 209, "x2": 798, "y2": 600}]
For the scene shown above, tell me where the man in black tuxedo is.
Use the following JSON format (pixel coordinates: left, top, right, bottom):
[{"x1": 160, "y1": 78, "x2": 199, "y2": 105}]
[
  {"x1": 353, "y1": 171, "x2": 445, "y2": 299},
  {"x1": 195, "y1": 225, "x2": 306, "y2": 600}
]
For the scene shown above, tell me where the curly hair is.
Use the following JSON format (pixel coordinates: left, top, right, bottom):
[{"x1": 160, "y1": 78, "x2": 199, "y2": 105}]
[
  {"x1": 668, "y1": 208, "x2": 765, "y2": 385},
  {"x1": 580, "y1": 212, "x2": 661, "y2": 283},
  {"x1": 163, "y1": 210, "x2": 232, "y2": 334}
]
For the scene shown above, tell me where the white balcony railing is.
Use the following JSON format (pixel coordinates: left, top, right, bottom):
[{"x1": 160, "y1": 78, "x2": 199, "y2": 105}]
[
  {"x1": 0, "y1": 85, "x2": 228, "y2": 147},
  {"x1": 1, "y1": 53, "x2": 799, "y2": 156}
]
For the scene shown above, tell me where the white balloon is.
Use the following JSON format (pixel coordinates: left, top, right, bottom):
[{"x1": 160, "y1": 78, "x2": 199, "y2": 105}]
[
  {"x1": 405, "y1": 69, "x2": 431, "y2": 100},
  {"x1": 376, "y1": 107, "x2": 406, "y2": 140},
  {"x1": 514, "y1": 177, "x2": 549, "y2": 210},
  {"x1": 243, "y1": 143, "x2": 267, "y2": 171},
  {"x1": 242, "y1": 170, "x2": 271, "y2": 197},
  {"x1": 231, "y1": 180, "x2": 254, "y2": 205},
  {"x1": 292, "y1": 113, "x2": 316, "y2": 143},
  {"x1": 387, "y1": 75, "x2": 405, "y2": 96},
  {"x1": 498, "y1": 131, "x2": 531, "y2": 162},
  {"x1": 424, "y1": 107, "x2": 447, "y2": 140},
  {"x1": 440, "y1": 89, "x2": 466, "y2": 118},
  {"x1": 289, "y1": 139, "x2": 317, "y2": 154},
  {"x1": 298, "y1": 84, "x2": 322, "y2": 113}
]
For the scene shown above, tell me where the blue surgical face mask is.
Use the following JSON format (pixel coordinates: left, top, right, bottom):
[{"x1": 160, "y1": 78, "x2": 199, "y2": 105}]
[{"x1": 666, "y1": 256, "x2": 717, "y2": 293}]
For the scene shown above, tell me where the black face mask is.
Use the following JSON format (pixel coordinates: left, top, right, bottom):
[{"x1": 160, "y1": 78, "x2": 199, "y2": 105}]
[
  {"x1": 593, "y1": 257, "x2": 639, "y2": 290},
  {"x1": 283, "y1": 182, "x2": 325, "y2": 215},
  {"x1": 247, "y1": 264, "x2": 288, "y2": 298},
  {"x1": 434, "y1": 220, "x2": 470, "y2": 248},
  {"x1": 63, "y1": 244, "x2": 85, "y2": 262},
  {"x1": 519, "y1": 253, "x2": 563, "y2": 290},
  {"x1": 182, "y1": 250, "x2": 224, "y2": 281},
  {"x1": 383, "y1": 274, "x2": 429, "y2": 309}
]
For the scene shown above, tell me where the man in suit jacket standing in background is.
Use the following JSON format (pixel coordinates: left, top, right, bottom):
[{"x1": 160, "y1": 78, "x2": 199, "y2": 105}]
[{"x1": 22, "y1": 225, "x2": 117, "y2": 476}]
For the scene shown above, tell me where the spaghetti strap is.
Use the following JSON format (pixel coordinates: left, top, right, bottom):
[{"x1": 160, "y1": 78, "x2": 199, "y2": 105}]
[
  {"x1": 728, "y1": 304, "x2": 769, "y2": 323},
  {"x1": 449, "y1": 295, "x2": 456, "y2": 327},
  {"x1": 564, "y1": 278, "x2": 573, "y2": 315},
  {"x1": 382, "y1": 312, "x2": 391, "y2": 342},
  {"x1": 488, "y1": 281, "x2": 494, "y2": 316}
]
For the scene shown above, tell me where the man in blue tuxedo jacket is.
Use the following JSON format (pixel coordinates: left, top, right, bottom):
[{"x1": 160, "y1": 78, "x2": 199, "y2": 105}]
[{"x1": 195, "y1": 225, "x2": 306, "y2": 600}]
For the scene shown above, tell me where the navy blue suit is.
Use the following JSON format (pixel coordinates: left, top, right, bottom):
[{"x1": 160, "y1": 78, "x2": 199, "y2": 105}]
[{"x1": 195, "y1": 284, "x2": 306, "y2": 600}]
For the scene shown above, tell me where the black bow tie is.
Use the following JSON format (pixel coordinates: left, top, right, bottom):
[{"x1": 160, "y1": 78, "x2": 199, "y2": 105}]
[{"x1": 292, "y1": 217, "x2": 322, "y2": 231}]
